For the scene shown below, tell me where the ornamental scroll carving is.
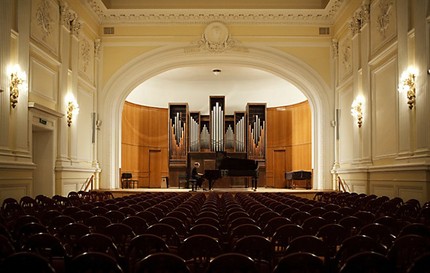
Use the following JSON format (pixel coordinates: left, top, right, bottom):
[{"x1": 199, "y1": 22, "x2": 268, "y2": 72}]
[
  {"x1": 331, "y1": 39, "x2": 339, "y2": 59},
  {"x1": 348, "y1": 2, "x2": 370, "y2": 36},
  {"x1": 377, "y1": 0, "x2": 393, "y2": 38},
  {"x1": 31, "y1": 0, "x2": 60, "y2": 55},
  {"x1": 36, "y1": 0, "x2": 53, "y2": 41},
  {"x1": 80, "y1": 39, "x2": 91, "y2": 72},
  {"x1": 188, "y1": 22, "x2": 247, "y2": 53}
]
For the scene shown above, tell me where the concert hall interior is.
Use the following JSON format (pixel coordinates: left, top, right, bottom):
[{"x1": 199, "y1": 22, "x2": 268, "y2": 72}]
[{"x1": 0, "y1": 0, "x2": 430, "y2": 271}]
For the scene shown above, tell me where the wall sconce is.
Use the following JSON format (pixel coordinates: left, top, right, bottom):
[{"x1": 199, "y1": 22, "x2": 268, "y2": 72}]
[
  {"x1": 351, "y1": 96, "x2": 364, "y2": 128},
  {"x1": 398, "y1": 68, "x2": 417, "y2": 109},
  {"x1": 8, "y1": 65, "x2": 26, "y2": 108},
  {"x1": 67, "y1": 101, "x2": 79, "y2": 127}
]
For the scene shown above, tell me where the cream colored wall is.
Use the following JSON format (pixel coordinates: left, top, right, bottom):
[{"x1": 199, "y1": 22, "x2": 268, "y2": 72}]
[
  {"x1": 0, "y1": 0, "x2": 99, "y2": 202},
  {"x1": 334, "y1": 0, "x2": 430, "y2": 204}
]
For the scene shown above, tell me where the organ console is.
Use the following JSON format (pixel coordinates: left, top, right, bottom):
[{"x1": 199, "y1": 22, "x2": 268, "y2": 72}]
[{"x1": 285, "y1": 170, "x2": 312, "y2": 189}]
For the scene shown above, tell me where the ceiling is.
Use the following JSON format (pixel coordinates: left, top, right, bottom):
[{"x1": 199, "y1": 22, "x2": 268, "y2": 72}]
[
  {"x1": 101, "y1": 0, "x2": 331, "y2": 10},
  {"x1": 126, "y1": 66, "x2": 307, "y2": 115}
]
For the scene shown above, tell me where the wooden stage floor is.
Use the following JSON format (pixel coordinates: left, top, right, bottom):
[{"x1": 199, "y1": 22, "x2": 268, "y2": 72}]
[{"x1": 103, "y1": 187, "x2": 332, "y2": 199}]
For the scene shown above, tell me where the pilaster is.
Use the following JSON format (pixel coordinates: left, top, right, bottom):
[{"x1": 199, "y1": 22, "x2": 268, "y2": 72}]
[
  {"x1": 397, "y1": 0, "x2": 412, "y2": 157},
  {"x1": 15, "y1": 0, "x2": 31, "y2": 159},
  {"x1": 57, "y1": 2, "x2": 72, "y2": 163},
  {"x1": 69, "y1": 16, "x2": 81, "y2": 162},
  {"x1": 0, "y1": 0, "x2": 12, "y2": 152},
  {"x1": 413, "y1": 0, "x2": 430, "y2": 157}
]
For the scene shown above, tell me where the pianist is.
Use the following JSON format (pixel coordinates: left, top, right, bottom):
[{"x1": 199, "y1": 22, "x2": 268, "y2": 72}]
[{"x1": 191, "y1": 162, "x2": 205, "y2": 190}]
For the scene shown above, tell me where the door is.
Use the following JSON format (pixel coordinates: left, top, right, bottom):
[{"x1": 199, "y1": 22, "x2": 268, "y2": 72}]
[
  {"x1": 274, "y1": 150, "x2": 286, "y2": 188},
  {"x1": 149, "y1": 150, "x2": 162, "y2": 188},
  {"x1": 32, "y1": 125, "x2": 55, "y2": 196}
]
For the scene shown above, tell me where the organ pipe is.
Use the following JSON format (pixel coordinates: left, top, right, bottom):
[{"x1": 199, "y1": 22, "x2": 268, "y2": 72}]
[
  {"x1": 210, "y1": 101, "x2": 224, "y2": 152},
  {"x1": 190, "y1": 115, "x2": 199, "y2": 151}
]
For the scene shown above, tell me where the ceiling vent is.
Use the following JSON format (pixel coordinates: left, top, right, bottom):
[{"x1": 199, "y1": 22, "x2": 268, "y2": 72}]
[
  {"x1": 104, "y1": 27, "x2": 115, "y2": 34},
  {"x1": 319, "y1": 27, "x2": 330, "y2": 35}
]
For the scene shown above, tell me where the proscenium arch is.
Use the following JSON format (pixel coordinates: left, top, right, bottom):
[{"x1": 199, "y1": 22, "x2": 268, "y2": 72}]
[{"x1": 100, "y1": 45, "x2": 334, "y2": 190}]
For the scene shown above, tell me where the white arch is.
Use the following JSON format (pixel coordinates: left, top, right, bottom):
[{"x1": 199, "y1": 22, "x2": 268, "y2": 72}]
[{"x1": 99, "y1": 45, "x2": 334, "y2": 190}]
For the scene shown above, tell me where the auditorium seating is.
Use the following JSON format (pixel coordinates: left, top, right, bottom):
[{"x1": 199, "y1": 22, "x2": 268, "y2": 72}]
[{"x1": 1, "y1": 190, "x2": 430, "y2": 273}]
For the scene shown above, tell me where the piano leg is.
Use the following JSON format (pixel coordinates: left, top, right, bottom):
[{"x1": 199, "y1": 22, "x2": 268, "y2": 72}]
[{"x1": 252, "y1": 177, "x2": 257, "y2": 191}]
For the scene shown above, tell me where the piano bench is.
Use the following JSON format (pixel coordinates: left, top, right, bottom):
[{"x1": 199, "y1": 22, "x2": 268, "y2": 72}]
[{"x1": 188, "y1": 179, "x2": 197, "y2": 191}]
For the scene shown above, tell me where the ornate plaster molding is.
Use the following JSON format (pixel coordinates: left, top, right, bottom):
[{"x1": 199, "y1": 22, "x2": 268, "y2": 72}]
[
  {"x1": 377, "y1": 0, "x2": 393, "y2": 38},
  {"x1": 80, "y1": 39, "x2": 91, "y2": 72},
  {"x1": 348, "y1": 2, "x2": 370, "y2": 36},
  {"x1": 331, "y1": 39, "x2": 338, "y2": 59},
  {"x1": 94, "y1": 39, "x2": 101, "y2": 59},
  {"x1": 59, "y1": 0, "x2": 70, "y2": 28},
  {"x1": 70, "y1": 12, "x2": 82, "y2": 36},
  {"x1": 36, "y1": 0, "x2": 54, "y2": 41},
  {"x1": 186, "y1": 22, "x2": 247, "y2": 54},
  {"x1": 85, "y1": 0, "x2": 346, "y2": 25},
  {"x1": 341, "y1": 44, "x2": 351, "y2": 71}
]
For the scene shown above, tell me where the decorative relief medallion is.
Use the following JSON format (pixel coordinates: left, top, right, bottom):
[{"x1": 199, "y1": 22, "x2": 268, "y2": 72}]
[
  {"x1": 188, "y1": 22, "x2": 247, "y2": 54},
  {"x1": 198, "y1": 22, "x2": 233, "y2": 53},
  {"x1": 36, "y1": 0, "x2": 53, "y2": 40},
  {"x1": 377, "y1": 0, "x2": 393, "y2": 38}
]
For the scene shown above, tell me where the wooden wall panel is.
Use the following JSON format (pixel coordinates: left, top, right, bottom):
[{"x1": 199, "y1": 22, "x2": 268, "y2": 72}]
[
  {"x1": 122, "y1": 101, "x2": 310, "y2": 189},
  {"x1": 121, "y1": 102, "x2": 168, "y2": 188},
  {"x1": 267, "y1": 101, "x2": 311, "y2": 188}
]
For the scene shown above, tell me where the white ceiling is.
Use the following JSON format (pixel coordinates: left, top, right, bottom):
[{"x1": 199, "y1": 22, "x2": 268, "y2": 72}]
[{"x1": 126, "y1": 65, "x2": 307, "y2": 115}]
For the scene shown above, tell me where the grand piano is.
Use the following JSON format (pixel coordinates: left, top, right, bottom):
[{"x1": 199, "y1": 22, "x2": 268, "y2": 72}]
[{"x1": 202, "y1": 152, "x2": 259, "y2": 190}]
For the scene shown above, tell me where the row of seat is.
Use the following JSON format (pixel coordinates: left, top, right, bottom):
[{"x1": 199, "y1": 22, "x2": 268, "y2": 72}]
[{"x1": 1, "y1": 191, "x2": 430, "y2": 273}]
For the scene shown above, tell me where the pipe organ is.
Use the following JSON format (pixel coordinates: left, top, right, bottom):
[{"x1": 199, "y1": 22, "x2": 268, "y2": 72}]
[
  {"x1": 210, "y1": 97, "x2": 225, "y2": 152},
  {"x1": 247, "y1": 103, "x2": 266, "y2": 159},
  {"x1": 169, "y1": 104, "x2": 188, "y2": 163},
  {"x1": 235, "y1": 112, "x2": 246, "y2": 152},
  {"x1": 225, "y1": 115, "x2": 235, "y2": 151},
  {"x1": 189, "y1": 112, "x2": 200, "y2": 152},
  {"x1": 168, "y1": 98, "x2": 266, "y2": 164}
]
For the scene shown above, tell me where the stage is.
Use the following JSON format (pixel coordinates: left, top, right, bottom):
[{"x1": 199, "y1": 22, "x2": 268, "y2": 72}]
[{"x1": 101, "y1": 187, "x2": 332, "y2": 200}]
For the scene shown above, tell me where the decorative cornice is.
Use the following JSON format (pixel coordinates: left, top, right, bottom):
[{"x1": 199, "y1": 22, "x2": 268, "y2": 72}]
[{"x1": 85, "y1": 0, "x2": 346, "y2": 25}]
